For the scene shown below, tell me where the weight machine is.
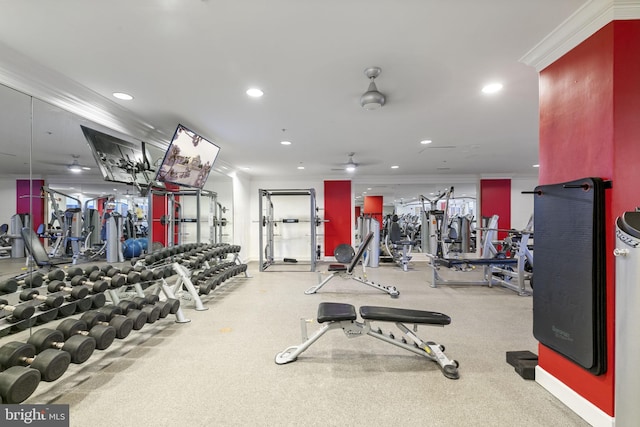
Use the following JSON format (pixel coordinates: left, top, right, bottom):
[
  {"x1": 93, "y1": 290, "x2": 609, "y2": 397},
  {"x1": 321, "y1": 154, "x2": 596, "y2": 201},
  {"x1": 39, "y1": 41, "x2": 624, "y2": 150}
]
[{"x1": 258, "y1": 188, "x2": 322, "y2": 272}]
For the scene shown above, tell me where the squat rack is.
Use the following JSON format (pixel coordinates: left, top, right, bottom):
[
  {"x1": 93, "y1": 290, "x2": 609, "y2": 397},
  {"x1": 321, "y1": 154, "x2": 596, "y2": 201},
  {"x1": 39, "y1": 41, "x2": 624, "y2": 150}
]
[
  {"x1": 258, "y1": 188, "x2": 319, "y2": 272},
  {"x1": 147, "y1": 188, "x2": 220, "y2": 249}
]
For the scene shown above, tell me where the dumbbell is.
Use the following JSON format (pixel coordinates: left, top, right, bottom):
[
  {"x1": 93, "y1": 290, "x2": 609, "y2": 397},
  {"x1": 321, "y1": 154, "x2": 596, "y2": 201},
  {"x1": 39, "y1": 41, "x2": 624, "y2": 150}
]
[
  {"x1": 46, "y1": 280, "x2": 91, "y2": 300},
  {"x1": 0, "y1": 273, "x2": 44, "y2": 290},
  {"x1": 56, "y1": 301, "x2": 78, "y2": 319},
  {"x1": 69, "y1": 273, "x2": 119, "y2": 292},
  {"x1": 27, "y1": 328, "x2": 95, "y2": 364},
  {"x1": 0, "y1": 342, "x2": 70, "y2": 382},
  {"x1": 0, "y1": 278, "x2": 18, "y2": 295},
  {"x1": 0, "y1": 366, "x2": 40, "y2": 404},
  {"x1": 119, "y1": 298, "x2": 161, "y2": 324},
  {"x1": 80, "y1": 311, "x2": 134, "y2": 339},
  {"x1": 0, "y1": 299, "x2": 35, "y2": 322},
  {"x1": 19, "y1": 289, "x2": 64, "y2": 310},
  {"x1": 101, "y1": 304, "x2": 147, "y2": 331},
  {"x1": 57, "y1": 319, "x2": 116, "y2": 351},
  {"x1": 138, "y1": 295, "x2": 180, "y2": 318}
]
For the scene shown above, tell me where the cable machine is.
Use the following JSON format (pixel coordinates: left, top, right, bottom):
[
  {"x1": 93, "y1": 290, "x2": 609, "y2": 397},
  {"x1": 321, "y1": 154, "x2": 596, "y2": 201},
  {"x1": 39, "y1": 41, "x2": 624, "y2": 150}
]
[{"x1": 258, "y1": 188, "x2": 321, "y2": 272}]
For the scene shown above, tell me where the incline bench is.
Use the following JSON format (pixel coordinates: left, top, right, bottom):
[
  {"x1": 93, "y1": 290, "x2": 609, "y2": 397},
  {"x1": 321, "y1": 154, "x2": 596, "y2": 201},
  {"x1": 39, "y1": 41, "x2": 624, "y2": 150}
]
[
  {"x1": 275, "y1": 302, "x2": 459, "y2": 379},
  {"x1": 305, "y1": 232, "x2": 400, "y2": 298}
]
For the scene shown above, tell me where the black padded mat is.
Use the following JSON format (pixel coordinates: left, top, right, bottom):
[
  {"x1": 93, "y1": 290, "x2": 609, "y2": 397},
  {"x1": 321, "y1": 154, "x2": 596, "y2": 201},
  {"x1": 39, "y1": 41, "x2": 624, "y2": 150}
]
[{"x1": 532, "y1": 177, "x2": 607, "y2": 375}]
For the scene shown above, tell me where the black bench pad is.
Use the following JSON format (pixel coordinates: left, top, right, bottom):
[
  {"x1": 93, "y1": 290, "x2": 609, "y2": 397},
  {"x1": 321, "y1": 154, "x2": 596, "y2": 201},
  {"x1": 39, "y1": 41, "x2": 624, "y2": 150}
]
[
  {"x1": 317, "y1": 302, "x2": 357, "y2": 323},
  {"x1": 437, "y1": 257, "x2": 517, "y2": 269},
  {"x1": 328, "y1": 264, "x2": 348, "y2": 272},
  {"x1": 360, "y1": 306, "x2": 451, "y2": 325}
]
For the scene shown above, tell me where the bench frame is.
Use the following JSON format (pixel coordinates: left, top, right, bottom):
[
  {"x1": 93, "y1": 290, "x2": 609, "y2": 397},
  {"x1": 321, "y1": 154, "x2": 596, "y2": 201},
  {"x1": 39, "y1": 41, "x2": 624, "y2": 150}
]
[
  {"x1": 305, "y1": 232, "x2": 400, "y2": 298},
  {"x1": 275, "y1": 303, "x2": 459, "y2": 379}
]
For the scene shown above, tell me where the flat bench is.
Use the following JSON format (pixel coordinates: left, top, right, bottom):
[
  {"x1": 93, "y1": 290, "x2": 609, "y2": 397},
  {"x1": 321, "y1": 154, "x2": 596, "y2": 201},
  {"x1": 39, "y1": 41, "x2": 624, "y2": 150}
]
[
  {"x1": 436, "y1": 257, "x2": 518, "y2": 269},
  {"x1": 276, "y1": 302, "x2": 459, "y2": 379}
]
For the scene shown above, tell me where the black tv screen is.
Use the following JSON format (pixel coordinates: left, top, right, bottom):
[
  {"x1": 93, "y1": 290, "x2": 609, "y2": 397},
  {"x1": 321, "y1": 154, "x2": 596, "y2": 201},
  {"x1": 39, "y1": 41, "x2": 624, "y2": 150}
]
[
  {"x1": 155, "y1": 124, "x2": 220, "y2": 189},
  {"x1": 81, "y1": 125, "x2": 154, "y2": 187}
]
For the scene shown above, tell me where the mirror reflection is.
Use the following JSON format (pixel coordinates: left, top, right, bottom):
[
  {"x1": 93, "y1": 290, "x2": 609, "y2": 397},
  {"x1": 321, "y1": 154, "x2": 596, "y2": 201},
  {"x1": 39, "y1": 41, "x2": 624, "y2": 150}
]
[{"x1": 0, "y1": 85, "x2": 234, "y2": 266}]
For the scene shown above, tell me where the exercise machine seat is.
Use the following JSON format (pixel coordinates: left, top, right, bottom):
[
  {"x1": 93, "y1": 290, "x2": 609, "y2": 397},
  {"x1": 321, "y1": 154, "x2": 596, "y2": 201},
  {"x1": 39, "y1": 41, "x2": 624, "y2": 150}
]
[
  {"x1": 359, "y1": 306, "x2": 451, "y2": 325},
  {"x1": 317, "y1": 302, "x2": 357, "y2": 323},
  {"x1": 390, "y1": 221, "x2": 402, "y2": 243}
]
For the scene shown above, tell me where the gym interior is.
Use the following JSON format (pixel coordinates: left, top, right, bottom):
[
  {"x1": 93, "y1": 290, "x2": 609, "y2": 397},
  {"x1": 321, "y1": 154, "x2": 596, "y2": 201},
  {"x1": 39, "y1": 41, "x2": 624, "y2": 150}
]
[{"x1": 0, "y1": 2, "x2": 639, "y2": 427}]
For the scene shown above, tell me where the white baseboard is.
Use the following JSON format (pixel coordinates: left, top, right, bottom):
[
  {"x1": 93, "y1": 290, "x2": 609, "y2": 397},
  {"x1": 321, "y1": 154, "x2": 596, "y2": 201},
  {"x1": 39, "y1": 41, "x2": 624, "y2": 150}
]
[{"x1": 535, "y1": 366, "x2": 614, "y2": 427}]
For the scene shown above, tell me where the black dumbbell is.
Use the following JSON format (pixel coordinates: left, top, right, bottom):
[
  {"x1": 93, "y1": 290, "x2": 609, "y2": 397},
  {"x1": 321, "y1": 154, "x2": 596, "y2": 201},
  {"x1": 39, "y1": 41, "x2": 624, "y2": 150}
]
[
  {"x1": 108, "y1": 303, "x2": 147, "y2": 331},
  {"x1": 35, "y1": 307, "x2": 59, "y2": 325},
  {"x1": 0, "y1": 342, "x2": 70, "y2": 382},
  {"x1": 2, "y1": 273, "x2": 44, "y2": 290},
  {"x1": 80, "y1": 311, "x2": 134, "y2": 339},
  {"x1": 27, "y1": 328, "x2": 95, "y2": 364},
  {"x1": 57, "y1": 319, "x2": 116, "y2": 351},
  {"x1": 19, "y1": 289, "x2": 64, "y2": 310},
  {"x1": 150, "y1": 296, "x2": 179, "y2": 317},
  {"x1": 0, "y1": 366, "x2": 40, "y2": 404},
  {"x1": 70, "y1": 270, "x2": 118, "y2": 293},
  {"x1": 0, "y1": 279, "x2": 18, "y2": 295},
  {"x1": 56, "y1": 301, "x2": 78, "y2": 319},
  {"x1": 85, "y1": 269, "x2": 128, "y2": 288},
  {"x1": 46, "y1": 280, "x2": 91, "y2": 299},
  {"x1": 90, "y1": 293, "x2": 106, "y2": 309},
  {"x1": 121, "y1": 298, "x2": 161, "y2": 324},
  {"x1": 0, "y1": 299, "x2": 35, "y2": 322}
]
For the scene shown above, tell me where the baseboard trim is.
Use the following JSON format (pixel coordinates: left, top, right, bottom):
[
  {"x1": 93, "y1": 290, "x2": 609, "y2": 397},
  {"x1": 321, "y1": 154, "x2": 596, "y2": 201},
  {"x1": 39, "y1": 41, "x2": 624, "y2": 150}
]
[{"x1": 535, "y1": 366, "x2": 614, "y2": 427}]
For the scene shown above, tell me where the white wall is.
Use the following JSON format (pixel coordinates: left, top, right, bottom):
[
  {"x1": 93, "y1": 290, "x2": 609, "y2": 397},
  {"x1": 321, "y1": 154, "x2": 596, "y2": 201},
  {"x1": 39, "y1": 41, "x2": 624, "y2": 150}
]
[
  {"x1": 511, "y1": 177, "x2": 538, "y2": 230},
  {"x1": 0, "y1": 178, "x2": 17, "y2": 227}
]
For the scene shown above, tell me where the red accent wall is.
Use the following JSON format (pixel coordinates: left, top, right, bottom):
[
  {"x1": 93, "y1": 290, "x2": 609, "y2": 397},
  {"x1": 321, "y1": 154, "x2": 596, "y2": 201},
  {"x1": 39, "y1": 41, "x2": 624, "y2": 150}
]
[
  {"x1": 151, "y1": 184, "x2": 180, "y2": 247},
  {"x1": 536, "y1": 20, "x2": 640, "y2": 416},
  {"x1": 16, "y1": 179, "x2": 45, "y2": 231},
  {"x1": 354, "y1": 206, "x2": 361, "y2": 221},
  {"x1": 323, "y1": 180, "x2": 351, "y2": 256},
  {"x1": 363, "y1": 196, "x2": 383, "y2": 230},
  {"x1": 479, "y1": 179, "x2": 511, "y2": 240}
]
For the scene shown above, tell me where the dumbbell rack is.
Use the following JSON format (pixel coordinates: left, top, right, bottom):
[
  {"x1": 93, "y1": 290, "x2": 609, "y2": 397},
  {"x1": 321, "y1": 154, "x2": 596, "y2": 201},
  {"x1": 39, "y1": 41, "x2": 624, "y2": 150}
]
[
  {"x1": 0, "y1": 289, "x2": 92, "y2": 338},
  {"x1": 105, "y1": 272, "x2": 191, "y2": 323}
]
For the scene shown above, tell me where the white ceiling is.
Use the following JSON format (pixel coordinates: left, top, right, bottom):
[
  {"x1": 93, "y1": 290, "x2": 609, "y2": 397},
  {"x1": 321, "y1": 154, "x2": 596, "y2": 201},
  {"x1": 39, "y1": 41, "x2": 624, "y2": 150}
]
[{"x1": 0, "y1": 0, "x2": 588, "y2": 201}]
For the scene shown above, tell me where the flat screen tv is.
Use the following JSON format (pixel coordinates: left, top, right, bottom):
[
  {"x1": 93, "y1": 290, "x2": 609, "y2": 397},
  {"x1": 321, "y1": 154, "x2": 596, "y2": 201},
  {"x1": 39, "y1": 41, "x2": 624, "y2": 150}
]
[
  {"x1": 81, "y1": 125, "x2": 154, "y2": 187},
  {"x1": 155, "y1": 124, "x2": 220, "y2": 189}
]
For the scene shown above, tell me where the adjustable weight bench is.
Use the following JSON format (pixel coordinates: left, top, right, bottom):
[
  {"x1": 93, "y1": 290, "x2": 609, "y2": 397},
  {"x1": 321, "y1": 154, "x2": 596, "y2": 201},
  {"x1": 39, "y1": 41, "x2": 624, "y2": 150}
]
[
  {"x1": 275, "y1": 302, "x2": 459, "y2": 379},
  {"x1": 305, "y1": 232, "x2": 400, "y2": 298}
]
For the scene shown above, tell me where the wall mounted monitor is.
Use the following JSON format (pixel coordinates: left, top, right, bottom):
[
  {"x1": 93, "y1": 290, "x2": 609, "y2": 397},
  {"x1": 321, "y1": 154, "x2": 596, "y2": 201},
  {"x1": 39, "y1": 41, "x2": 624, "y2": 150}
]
[
  {"x1": 155, "y1": 124, "x2": 220, "y2": 189},
  {"x1": 80, "y1": 125, "x2": 154, "y2": 187}
]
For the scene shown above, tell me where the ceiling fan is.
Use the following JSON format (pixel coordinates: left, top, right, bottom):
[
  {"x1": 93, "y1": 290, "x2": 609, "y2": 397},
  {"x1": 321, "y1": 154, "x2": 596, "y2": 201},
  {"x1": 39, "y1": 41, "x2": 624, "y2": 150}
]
[
  {"x1": 67, "y1": 155, "x2": 92, "y2": 173},
  {"x1": 331, "y1": 152, "x2": 363, "y2": 172}
]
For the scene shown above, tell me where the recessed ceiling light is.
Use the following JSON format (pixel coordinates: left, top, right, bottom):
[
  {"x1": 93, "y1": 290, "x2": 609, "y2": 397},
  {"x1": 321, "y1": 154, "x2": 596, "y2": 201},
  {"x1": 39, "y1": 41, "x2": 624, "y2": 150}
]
[
  {"x1": 420, "y1": 140, "x2": 432, "y2": 145},
  {"x1": 346, "y1": 165, "x2": 356, "y2": 172},
  {"x1": 246, "y1": 88, "x2": 264, "y2": 98},
  {"x1": 367, "y1": 188, "x2": 372, "y2": 190},
  {"x1": 113, "y1": 92, "x2": 134, "y2": 100},
  {"x1": 482, "y1": 83, "x2": 503, "y2": 94},
  {"x1": 242, "y1": 167, "x2": 251, "y2": 170},
  {"x1": 533, "y1": 164, "x2": 540, "y2": 168},
  {"x1": 391, "y1": 165, "x2": 399, "y2": 169},
  {"x1": 281, "y1": 140, "x2": 292, "y2": 145},
  {"x1": 297, "y1": 166, "x2": 304, "y2": 170}
]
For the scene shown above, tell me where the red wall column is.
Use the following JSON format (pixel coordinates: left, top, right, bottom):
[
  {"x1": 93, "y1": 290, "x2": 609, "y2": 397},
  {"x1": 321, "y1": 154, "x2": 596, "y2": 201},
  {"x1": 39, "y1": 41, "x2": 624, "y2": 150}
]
[
  {"x1": 480, "y1": 179, "x2": 511, "y2": 240},
  {"x1": 363, "y1": 196, "x2": 383, "y2": 230},
  {"x1": 536, "y1": 20, "x2": 640, "y2": 416},
  {"x1": 323, "y1": 180, "x2": 351, "y2": 256}
]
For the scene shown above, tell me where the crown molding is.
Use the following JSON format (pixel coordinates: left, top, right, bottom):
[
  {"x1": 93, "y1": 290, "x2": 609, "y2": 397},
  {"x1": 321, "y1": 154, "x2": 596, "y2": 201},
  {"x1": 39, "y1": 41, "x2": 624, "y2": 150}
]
[
  {"x1": 520, "y1": 0, "x2": 640, "y2": 72},
  {"x1": 0, "y1": 41, "x2": 170, "y2": 148}
]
